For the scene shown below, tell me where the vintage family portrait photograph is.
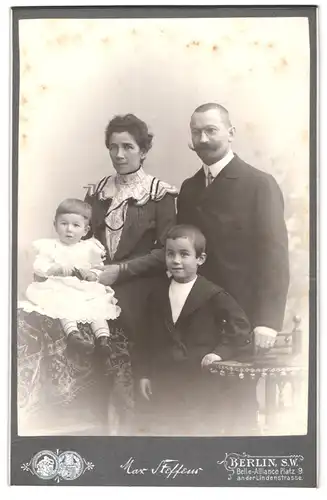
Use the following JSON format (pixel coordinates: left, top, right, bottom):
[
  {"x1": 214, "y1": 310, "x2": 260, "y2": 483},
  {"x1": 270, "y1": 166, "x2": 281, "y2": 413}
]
[{"x1": 12, "y1": 6, "x2": 316, "y2": 463}]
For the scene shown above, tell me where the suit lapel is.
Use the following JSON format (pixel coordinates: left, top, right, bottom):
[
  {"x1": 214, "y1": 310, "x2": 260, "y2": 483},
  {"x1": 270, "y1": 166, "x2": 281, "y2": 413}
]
[
  {"x1": 198, "y1": 154, "x2": 242, "y2": 203},
  {"x1": 153, "y1": 277, "x2": 219, "y2": 360},
  {"x1": 215, "y1": 154, "x2": 243, "y2": 180},
  {"x1": 176, "y1": 276, "x2": 219, "y2": 325},
  {"x1": 152, "y1": 277, "x2": 220, "y2": 328},
  {"x1": 153, "y1": 278, "x2": 175, "y2": 330},
  {"x1": 154, "y1": 279, "x2": 190, "y2": 359},
  {"x1": 186, "y1": 168, "x2": 207, "y2": 202}
]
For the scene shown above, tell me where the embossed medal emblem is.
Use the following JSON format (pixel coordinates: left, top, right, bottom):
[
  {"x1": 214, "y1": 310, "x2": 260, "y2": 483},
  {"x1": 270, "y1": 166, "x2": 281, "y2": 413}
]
[{"x1": 22, "y1": 449, "x2": 94, "y2": 482}]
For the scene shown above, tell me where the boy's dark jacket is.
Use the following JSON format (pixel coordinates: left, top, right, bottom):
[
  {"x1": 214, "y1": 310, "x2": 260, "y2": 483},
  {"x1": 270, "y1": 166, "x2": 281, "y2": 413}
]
[{"x1": 135, "y1": 275, "x2": 252, "y2": 378}]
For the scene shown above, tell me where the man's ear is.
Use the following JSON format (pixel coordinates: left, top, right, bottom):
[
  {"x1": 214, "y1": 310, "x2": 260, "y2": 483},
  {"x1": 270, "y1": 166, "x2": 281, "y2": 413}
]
[
  {"x1": 228, "y1": 126, "x2": 236, "y2": 142},
  {"x1": 197, "y1": 252, "x2": 207, "y2": 266},
  {"x1": 84, "y1": 224, "x2": 90, "y2": 236}
]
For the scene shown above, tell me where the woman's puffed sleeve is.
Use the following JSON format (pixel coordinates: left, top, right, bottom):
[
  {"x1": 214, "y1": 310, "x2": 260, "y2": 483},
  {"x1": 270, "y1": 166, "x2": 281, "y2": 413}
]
[
  {"x1": 32, "y1": 239, "x2": 56, "y2": 277},
  {"x1": 83, "y1": 177, "x2": 109, "y2": 240},
  {"x1": 118, "y1": 193, "x2": 177, "y2": 280}
]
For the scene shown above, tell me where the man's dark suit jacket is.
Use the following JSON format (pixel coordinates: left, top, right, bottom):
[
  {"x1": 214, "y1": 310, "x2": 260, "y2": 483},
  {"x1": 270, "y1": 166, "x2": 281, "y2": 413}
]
[
  {"x1": 177, "y1": 154, "x2": 290, "y2": 331},
  {"x1": 137, "y1": 275, "x2": 252, "y2": 380}
]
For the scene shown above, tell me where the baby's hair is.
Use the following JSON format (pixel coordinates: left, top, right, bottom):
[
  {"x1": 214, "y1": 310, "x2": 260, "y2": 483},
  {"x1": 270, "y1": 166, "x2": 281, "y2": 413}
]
[
  {"x1": 55, "y1": 198, "x2": 92, "y2": 223},
  {"x1": 165, "y1": 224, "x2": 206, "y2": 257}
]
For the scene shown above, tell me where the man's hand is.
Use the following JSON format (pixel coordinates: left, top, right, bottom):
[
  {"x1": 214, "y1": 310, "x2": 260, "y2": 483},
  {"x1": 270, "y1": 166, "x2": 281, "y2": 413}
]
[
  {"x1": 74, "y1": 268, "x2": 98, "y2": 282},
  {"x1": 201, "y1": 352, "x2": 222, "y2": 369},
  {"x1": 140, "y1": 378, "x2": 152, "y2": 400},
  {"x1": 254, "y1": 326, "x2": 277, "y2": 349},
  {"x1": 98, "y1": 265, "x2": 120, "y2": 286}
]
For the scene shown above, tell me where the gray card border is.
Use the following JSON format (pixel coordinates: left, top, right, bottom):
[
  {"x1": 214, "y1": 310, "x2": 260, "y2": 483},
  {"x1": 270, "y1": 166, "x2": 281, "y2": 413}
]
[{"x1": 10, "y1": 5, "x2": 317, "y2": 487}]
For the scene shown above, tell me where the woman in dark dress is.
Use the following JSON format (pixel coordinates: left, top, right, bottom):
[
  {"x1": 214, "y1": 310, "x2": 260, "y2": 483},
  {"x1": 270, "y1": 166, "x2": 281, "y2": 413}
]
[
  {"x1": 17, "y1": 114, "x2": 177, "y2": 436},
  {"x1": 84, "y1": 114, "x2": 177, "y2": 433}
]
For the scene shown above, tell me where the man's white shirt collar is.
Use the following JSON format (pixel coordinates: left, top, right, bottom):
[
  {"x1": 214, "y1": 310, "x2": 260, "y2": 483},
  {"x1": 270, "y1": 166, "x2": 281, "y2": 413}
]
[{"x1": 203, "y1": 150, "x2": 234, "y2": 180}]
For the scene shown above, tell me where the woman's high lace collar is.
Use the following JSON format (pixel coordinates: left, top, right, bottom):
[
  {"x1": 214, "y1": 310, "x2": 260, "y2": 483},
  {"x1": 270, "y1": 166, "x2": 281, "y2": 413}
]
[
  {"x1": 97, "y1": 167, "x2": 178, "y2": 205},
  {"x1": 115, "y1": 166, "x2": 147, "y2": 187}
]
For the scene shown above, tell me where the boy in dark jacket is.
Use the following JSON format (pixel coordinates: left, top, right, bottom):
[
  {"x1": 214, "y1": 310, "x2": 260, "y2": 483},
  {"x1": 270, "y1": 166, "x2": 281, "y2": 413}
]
[{"x1": 136, "y1": 224, "x2": 253, "y2": 436}]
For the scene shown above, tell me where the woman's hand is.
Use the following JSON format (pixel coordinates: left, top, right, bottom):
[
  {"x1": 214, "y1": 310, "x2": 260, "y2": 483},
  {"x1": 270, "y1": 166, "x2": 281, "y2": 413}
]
[
  {"x1": 98, "y1": 265, "x2": 120, "y2": 286},
  {"x1": 139, "y1": 378, "x2": 152, "y2": 400},
  {"x1": 74, "y1": 268, "x2": 98, "y2": 282}
]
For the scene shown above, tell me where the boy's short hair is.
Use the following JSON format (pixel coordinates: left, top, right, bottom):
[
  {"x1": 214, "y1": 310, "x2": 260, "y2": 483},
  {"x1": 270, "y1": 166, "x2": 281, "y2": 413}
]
[
  {"x1": 55, "y1": 198, "x2": 92, "y2": 223},
  {"x1": 165, "y1": 224, "x2": 206, "y2": 256}
]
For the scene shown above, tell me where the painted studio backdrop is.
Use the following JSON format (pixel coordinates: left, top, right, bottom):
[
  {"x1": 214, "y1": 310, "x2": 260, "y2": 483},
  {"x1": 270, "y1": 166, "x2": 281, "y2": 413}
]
[{"x1": 17, "y1": 17, "x2": 310, "y2": 432}]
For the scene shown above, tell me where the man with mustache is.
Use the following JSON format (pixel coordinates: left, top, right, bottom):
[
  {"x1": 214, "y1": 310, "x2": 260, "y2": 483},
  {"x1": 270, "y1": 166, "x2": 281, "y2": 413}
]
[{"x1": 178, "y1": 103, "x2": 290, "y2": 352}]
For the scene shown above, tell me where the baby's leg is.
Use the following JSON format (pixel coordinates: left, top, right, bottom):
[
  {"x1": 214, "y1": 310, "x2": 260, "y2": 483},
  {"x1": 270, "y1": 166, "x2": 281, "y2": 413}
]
[
  {"x1": 92, "y1": 320, "x2": 111, "y2": 355},
  {"x1": 60, "y1": 319, "x2": 94, "y2": 354},
  {"x1": 91, "y1": 320, "x2": 110, "y2": 339},
  {"x1": 60, "y1": 319, "x2": 79, "y2": 337}
]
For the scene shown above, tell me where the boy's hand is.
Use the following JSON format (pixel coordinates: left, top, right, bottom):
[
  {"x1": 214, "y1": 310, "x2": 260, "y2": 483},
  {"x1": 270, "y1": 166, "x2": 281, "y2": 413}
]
[
  {"x1": 140, "y1": 378, "x2": 152, "y2": 400},
  {"x1": 201, "y1": 353, "x2": 222, "y2": 370},
  {"x1": 74, "y1": 268, "x2": 98, "y2": 281}
]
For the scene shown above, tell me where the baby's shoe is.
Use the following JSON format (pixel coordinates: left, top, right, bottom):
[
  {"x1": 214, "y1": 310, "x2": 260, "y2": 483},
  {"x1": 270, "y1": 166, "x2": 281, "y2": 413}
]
[
  {"x1": 95, "y1": 336, "x2": 111, "y2": 357},
  {"x1": 67, "y1": 330, "x2": 94, "y2": 355}
]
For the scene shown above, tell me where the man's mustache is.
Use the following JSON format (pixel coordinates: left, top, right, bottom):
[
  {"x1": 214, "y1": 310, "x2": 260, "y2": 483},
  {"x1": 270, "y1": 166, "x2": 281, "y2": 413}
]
[{"x1": 188, "y1": 143, "x2": 217, "y2": 152}]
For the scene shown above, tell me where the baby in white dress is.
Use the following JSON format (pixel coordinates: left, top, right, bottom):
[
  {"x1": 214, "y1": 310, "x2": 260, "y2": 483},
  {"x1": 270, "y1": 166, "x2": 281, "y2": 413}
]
[{"x1": 19, "y1": 198, "x2": 121, "y2": 354}]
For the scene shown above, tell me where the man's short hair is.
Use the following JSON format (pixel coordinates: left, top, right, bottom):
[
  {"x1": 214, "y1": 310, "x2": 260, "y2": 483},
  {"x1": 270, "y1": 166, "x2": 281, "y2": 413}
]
[
  {"x1": 165, "y1": 224, "x2": 206, "y2": 256},
  {"x1": 193, "y1": 103, "x2": 232, "y2": 128}
]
